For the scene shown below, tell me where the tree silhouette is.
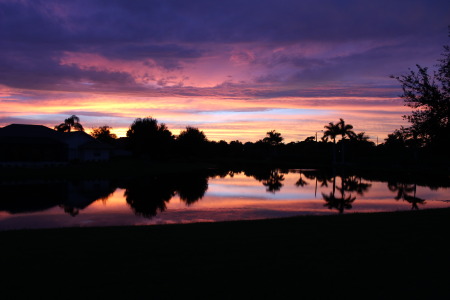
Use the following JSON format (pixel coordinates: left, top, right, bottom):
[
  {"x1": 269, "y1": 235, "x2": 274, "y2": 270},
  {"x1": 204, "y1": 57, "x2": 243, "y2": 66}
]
[
  {"x1": 337, "y1": 118, "x2": 356, "y2": 163},
  {"x1": 352, "y1": 132, "x2": 371, "y2": 143},
  {"x1": 126, "y1": 117, "x2": 174, "y2": 157},
  {"x1": 323, "y1": 118, "x2": 355, "y2": 163},
  {"x1": 177, "y1": 126, "x2": 207, "y2": 144},
  {"x1": 263, "y1": 130, "x2": 283, "y2": 146},
  {"x1": 337, "y1": 118, "x2": 356, "y2": 140},
  {"x1": 176, "y1": 126, "x2": 208, "y2": 157},
  {"x1": 90, "y1": 125, "x2": 117, "y2": 144},
  {"x1": 55, "y1": 115, "x2": 84, "y2": 132},
  {"x1": 391, "y1": 31, "x2": 450, "y2": 148},
  {"x1": 323, "y1": 121, "x2": 340, "y2": 163},
  {"x1": 323, "y1": 121, "x2": 340, "y2": 144}
]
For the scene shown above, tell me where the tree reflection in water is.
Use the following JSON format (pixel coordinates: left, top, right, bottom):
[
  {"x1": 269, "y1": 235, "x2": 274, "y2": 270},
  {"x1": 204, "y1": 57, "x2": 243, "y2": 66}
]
[
  {"x1": 60, "y1": 180, "x2": 117, "y2": 217},
  {"x1": 124, "y1": 176, "x2": 176, "y2": 218},
  {"x1": 176, "y1": 173, "x2": 209, "y2": 206},
  {"x1": 0, "y1": 180, "x2": 116, "y2": 217},
  {"x1": 322, "y1": 173, "x2": 371, "y2": 214},
  {"x1": 1, "y1": 168, "x2": 444, "y2": 223},
  {"x1": 388, "y1": 182, "x2": 426, "y2": 210},
  {"x1": 321, "y1": 173, "x2": 349, "y2": 214},
  {"x1": 262, "y1": 170, "x2": 285, "y2": 193},
  {"x1": 123, "y1": 171, "x2": 210, "y2": 218},
  {"x1": 243, "y1": 168, "x2": 286, "y2": 193}
]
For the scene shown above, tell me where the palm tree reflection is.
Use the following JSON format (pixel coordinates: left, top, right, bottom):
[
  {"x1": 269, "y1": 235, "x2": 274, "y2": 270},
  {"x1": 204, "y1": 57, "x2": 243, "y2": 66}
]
[
  {"x1": 262, "y1": 170, "x2": 285, "y2": 193},
  {"x1": 388, "y1": 182, "x2": 426, "y2": 210},
  {"x1": 322, "y1": 173, "x2": 371, "y2": 214},
  {"x1": 295, "y1": 172, "x2": 308, "y2": 187},
  {"x1": 343, "y1": 175, "x2": 371, "y2": 196},
  {"x1": 322, "y1": 192, "x2": 356, "y2": 214}
]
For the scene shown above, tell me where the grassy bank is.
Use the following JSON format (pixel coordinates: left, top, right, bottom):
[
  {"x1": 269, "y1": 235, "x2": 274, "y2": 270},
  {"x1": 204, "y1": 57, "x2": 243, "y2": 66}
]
[{"x1": 1, "y1": 208, "x2": 450, "y2": 299}]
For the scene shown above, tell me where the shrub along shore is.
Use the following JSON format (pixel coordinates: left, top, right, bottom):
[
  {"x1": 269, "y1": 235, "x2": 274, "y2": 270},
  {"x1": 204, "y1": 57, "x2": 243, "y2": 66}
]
[{"x1": 1, "y1": 207, "x2": 449, "y2": 298}]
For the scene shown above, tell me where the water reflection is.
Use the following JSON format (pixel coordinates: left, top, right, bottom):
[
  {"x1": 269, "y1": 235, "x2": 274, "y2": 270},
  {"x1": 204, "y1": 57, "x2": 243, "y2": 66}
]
[
  {"x1": 262, "y1": 170, "x2": 285, "y2": 193},
  {"x1": 1, "y1": 167, "x2": 450, "y2": 230},
  {"x1": 122, "y1": 172, "x2": 209, "y2": 217},
  {"x1": 177, "y1": 173, "x2": 208, "y2": 205},
  {"x1": 0, "y1": 179, "x2": 116, "y2": 216},
  {"x1": 243, "y1": 168, "x2": 286, "y2": 193},
  {"x1": 320, "y1": 174, "x2": 371, "y2": 214},
  {"x1": 388, "y1": 182, "x2": 426, "y2": 210},
  {"x1": 123, "y1": 176, "x2": 176, "y2": 218}
]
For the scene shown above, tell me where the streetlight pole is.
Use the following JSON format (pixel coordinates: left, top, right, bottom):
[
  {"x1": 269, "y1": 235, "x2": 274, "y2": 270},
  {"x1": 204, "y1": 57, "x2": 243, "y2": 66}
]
[{"x1": 315, "y1": 130, "x2": 323, "y2": 142}]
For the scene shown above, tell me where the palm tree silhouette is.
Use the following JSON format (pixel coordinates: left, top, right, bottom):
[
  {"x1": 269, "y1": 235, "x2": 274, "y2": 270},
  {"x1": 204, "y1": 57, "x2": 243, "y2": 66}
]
[
  {"x1": 323, "y1": 118, "x2": 356, "y2": 164},
  {"x1": 337, "y1": 118, "x2": 356, "y2": 164},
  {"x1": 337, "y1": 118, "x2": 356, "y2": 140},
  {"x1": 323, "y1": 121, "x2": 340, "y2": 144},
  {"x1": 263, "y1": 130, "x2": 284, "y2": 146},
  {"x1": 55, "y1": 115, "x2": 84, "y2": 132},
  {"x1": 323, "y1": 121, "x2": 340, "y2": 164}
]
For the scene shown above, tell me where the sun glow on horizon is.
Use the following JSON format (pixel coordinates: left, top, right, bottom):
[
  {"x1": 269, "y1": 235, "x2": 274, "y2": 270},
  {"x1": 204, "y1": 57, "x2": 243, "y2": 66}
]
[{"x1": 0, "y1": 88, "x2": 409, "y2": 143}]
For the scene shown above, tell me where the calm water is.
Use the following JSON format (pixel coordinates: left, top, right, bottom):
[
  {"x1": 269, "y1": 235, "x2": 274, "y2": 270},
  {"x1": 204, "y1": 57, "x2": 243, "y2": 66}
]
[{"x1": 1, "y1": 168, "x2": 450, "y2": 231}]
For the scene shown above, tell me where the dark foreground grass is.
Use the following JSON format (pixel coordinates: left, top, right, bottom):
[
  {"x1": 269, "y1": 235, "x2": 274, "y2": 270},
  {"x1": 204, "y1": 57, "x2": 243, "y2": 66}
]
[{"x1": 2, "y1": 209, "x2": 450, "y2": 299}]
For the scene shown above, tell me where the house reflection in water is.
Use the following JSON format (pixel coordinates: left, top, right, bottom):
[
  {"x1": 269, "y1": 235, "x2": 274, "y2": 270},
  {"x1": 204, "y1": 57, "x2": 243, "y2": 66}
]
[{"x1": 0, "y1": 180, "x2": 116, "y2": 216}]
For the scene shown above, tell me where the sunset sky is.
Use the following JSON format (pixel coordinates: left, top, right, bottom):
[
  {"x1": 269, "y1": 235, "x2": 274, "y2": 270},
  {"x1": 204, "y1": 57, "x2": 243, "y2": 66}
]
[{"x1": 1, "y1": 0, "x2": 449, "y2": 143}]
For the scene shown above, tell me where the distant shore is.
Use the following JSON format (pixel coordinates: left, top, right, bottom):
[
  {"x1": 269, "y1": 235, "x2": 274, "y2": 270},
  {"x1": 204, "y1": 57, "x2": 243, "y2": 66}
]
[
  {"x1": 2, "y1": 156, "x2": 450, "y2": 181},
  {"x1": 1, "y1": 208, "x2": 449, "y2": 298}
]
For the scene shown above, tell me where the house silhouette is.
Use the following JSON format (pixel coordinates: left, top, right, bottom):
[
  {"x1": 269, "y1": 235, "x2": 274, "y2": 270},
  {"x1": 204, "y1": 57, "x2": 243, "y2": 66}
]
[{"x1": 0, "y1": 124, "x2": 112, "y2": 163}]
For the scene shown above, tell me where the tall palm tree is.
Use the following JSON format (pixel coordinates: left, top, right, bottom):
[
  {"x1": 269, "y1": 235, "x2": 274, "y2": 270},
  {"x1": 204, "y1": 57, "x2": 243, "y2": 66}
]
[
  {"x1": 337, "y1": 118, "x2": 355, "y2": 164},
  {"x1": 337, "y1": 118, "x2": 356, "y2": 140},
  {"x1": 323, "y1": 121, "x2": 340, "y2": 163},
  {"x1": 323, "y1": 121, "x2": 340, "y2": 144},
  {"x1": 55, "y1": 115, "x2": 84, "y2": 132}
]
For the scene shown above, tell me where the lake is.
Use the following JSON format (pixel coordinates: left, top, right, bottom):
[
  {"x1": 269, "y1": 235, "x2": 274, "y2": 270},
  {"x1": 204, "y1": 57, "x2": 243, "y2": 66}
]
[{"x1": 1, "y1": 168, "x2": 450, "y2": 231}]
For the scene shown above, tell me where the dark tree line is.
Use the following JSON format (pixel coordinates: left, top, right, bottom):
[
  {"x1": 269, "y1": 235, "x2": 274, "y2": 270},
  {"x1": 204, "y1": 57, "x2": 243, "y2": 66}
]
[{"x1": 56, "y1": 112, "x2": 439, "y2": 167}]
